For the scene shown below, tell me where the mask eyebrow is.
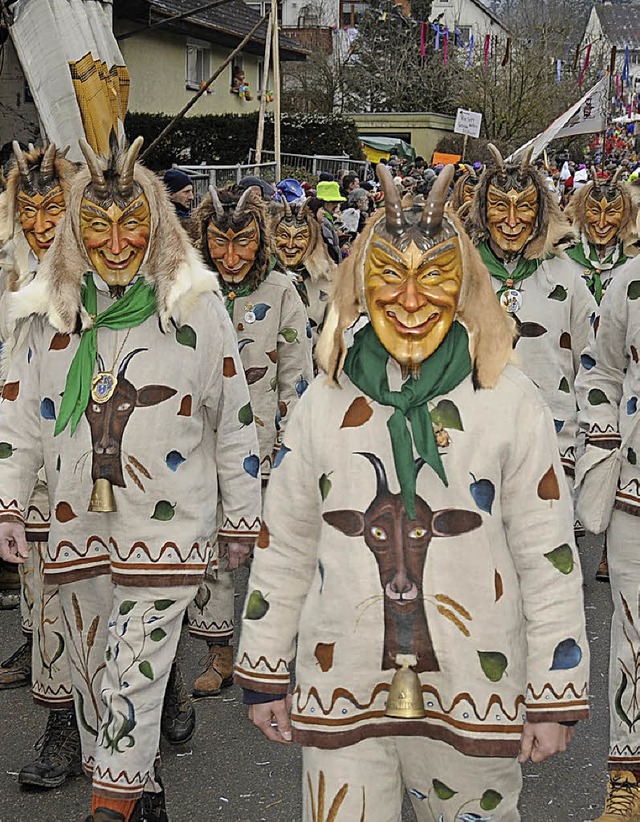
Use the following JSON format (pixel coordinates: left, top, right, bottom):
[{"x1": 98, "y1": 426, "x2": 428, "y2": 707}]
[
  {"x1": 421, "y1": 241, "x2": 457, "y2": 264},
  {"x1": 120, "y1": 199, "x2": 148, "y2": 220},
  {"x1": 81, "y1": 203, "x2": 109, "y2": 219},
  {"x1": 370, "y1": 240, "x2": 404, "y2": 265}
]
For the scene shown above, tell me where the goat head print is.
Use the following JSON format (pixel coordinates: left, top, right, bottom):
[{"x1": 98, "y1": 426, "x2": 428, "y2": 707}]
[
  {"x1": 323, "y1": 452, "x2": 481, "y2": 673},
  {"x1": 85, "y1": 348, "x2": 177, "y2": 487}
]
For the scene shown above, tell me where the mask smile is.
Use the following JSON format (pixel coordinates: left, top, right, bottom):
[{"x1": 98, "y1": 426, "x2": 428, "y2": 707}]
[{"x1": 385, "y1": 308, "x2": 441, "y2": 335}]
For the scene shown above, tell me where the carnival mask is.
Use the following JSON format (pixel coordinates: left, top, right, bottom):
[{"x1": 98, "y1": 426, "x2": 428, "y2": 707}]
[
  {"x1": 17, "y1": 186, "x2": 66, "y2": 259},
  {"x1": 461, "y1": 179, "x2": 477, "y2": 205},
  {"x1": 81, "y1": 194, "x2": 151, "y2": 287},
  {"x1": 486, "y1": 183, "x2": 538, "y2": 257},
  {"x1": 207, "y1": 217, "x2": 260, "y2": 284},
  {"x1": 585, "y1": 191, "x2": 624, "y2": 248},
  {"x1": 274, "y1": 220, "x2": 310, "y2": 269}
]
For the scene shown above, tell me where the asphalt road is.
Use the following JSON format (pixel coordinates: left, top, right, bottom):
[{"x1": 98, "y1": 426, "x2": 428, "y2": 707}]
[{"x1": 0, "y1": 533, "x2": 613, "y2": 822}]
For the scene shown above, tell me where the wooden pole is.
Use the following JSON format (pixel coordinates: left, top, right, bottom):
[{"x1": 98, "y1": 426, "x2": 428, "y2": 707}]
[
  {"x1": 462, "y1": 134, "x2": 468, "y2": 161},
  {"x1": 271, "y1": 0, "x2": 282, "y2": 181},
  {"x1": 254, "y1": 11, "x2": 274, "y2": 172},
  {"x1": 140, "y1": 15, "x2": 267, "y2": 161}
]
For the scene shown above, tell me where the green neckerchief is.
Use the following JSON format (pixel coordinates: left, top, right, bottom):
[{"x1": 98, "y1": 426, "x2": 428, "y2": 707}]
[
  {"x1": 54, "y1": 274, "x2": 158, "y2": 437},
  {"x1": 220, "y1": 257, "x2": 278, "y2": 319},
  {"x1": 566, "y1": 239, "x2": 628, "y2": 305},
  {"x1": 477, "y1": 240, "x2": 543, "y2": 297},
  {"x1": 342, "y1": 321, "x2": 471, "y2": 519}
]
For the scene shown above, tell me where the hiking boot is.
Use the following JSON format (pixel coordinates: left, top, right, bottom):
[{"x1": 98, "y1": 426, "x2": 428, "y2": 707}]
[
  {"x1": 597, "y1": 545, "x2": 610, "y2": 583},
  {"x1": 161, "y1": 661, "x2": 195, "y2": 745},
  {"x1": 19, "y1": 707, "x2": 83, "y2": 788},
  {"x1": 0, "y1": 563, "x2": 20, "y2": 590},
  {"x1": 85, "y1": 812, "x2": 126, "y2": 822},
  {"x1": 595, "y1": 770, "x2": 640, "y2": 820},
  {"x1": 0, "y1": 591, "x2": 20, "y2": 610},
  {"x1": 0, "y1": 635, "x2": 32, "y2": 689},
  {"x1": 139, "y1": 789, "x2": 169, "y2": 822},
  {"x1": 192, "y1": 644, "x2": 234, "y2": 698}
]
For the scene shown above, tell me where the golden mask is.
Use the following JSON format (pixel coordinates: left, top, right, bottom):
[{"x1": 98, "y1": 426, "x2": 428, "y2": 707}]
[
  {"x1": 17, "y1": 186, "x2": 66, "y2": 259},
  {"x1": 207, "y1": 218, "x2": 260, "y2": 283},
  {"x1": 486, "y1": 183, "x2": 538, "y2": 257},
  {"x1": 364, "y1": 236, "x2": 462, "y2": 370},
  {"x1": 585, "y1": 192, "x2": 624, "y2": 249},
  {"x1": 274, "y1": 222, "x2": 310, "y2": 269},
  {"x1": 80, "y1": 194, "x2": 151, "y2": 287}
]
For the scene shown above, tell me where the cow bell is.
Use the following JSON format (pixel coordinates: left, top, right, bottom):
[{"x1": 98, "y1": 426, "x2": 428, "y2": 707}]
[
  {"x1": 385, "y1": 654, "x2": 426, "y2": 719},
  {"x1": 88, "y1": 478, "x2": 117, "y2": 513}
]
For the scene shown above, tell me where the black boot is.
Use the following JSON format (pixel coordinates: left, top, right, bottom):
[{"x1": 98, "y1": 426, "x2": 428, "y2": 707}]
[
  {"x1": 19, "y1": 706, "x2": 83, "y2": 788},
  {"x1": 0, "y1": 634, "x2": 32, "y2": 689},
  {"x1": 85, "y1": 811, "x2": 127, "y2": 822},
  {"x1": 160, "y1": 661, "x2": 195, "y2": 745},
  {"x1": 139, "y1": 788, "x2": 169, "y2": 822}
]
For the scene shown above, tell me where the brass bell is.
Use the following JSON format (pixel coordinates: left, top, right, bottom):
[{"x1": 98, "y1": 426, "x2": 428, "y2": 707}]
[
  {"x1": 385, "y1": 654, "x2": 426, "y2": 719},
  {"x1": 88, "y1": 478, "x2": 117, "y2": 513}
]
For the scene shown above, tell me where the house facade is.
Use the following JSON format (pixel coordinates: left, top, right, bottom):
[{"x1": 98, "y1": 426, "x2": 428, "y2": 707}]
[
  {"x1": 583, "y1": 3, "x2": 640, "y2": 88},
  {"x1": 429, "y1": 0, "x2": 509, "y2": 45}
]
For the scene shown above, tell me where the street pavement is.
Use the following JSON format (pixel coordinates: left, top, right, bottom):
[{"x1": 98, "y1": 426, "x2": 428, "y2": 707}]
[{"x1": 0, "y1": 533, "x2": 613, "y2": 821}]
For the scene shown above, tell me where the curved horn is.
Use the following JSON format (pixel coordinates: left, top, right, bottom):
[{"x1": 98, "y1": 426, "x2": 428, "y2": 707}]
[
  {"x1": 39, "y1": 143, "x2": 57, "y2": 184},
  {"x1": 611, "y1": 166, "x2": 624, "y2": 186},
  {"x1": 28, "y1": 143, "x2": 36, "y2": 153},
  {"x1": 519, "y1": 145, "x2": 535, "y2": 173},
  {"x1": 376, "y1": 162, "x2": 404, "y2": 236},
  {"x1": 421, "y1": 164, "x2": 454, "y2": 234},
  {"x1": 208, "y1": 185, "x2": 224, "y2": 220},
  {"x1": 118, "y1": 136, "x2": 144, "y2": 198},
  {"x1": 590, "y1": 165, "x2": 599, "y2": 184},
  {"x1": 415, "y1": 457, "x2": 426, "y2": 475},
  {"x1": 59, "y1": 145, "x2": 70, "y2": 159},
  {"x1": 465, "y1": 163, "x2": 476, "y2": 181},
  {"x1": 356, "y1": 451, "x2": 389, "y2": 497},
  {"x1": 487, "y1": 143, "x2": 505, "y2": 172},
  {"x1": 234, "y1": 185, "x2": 261, "y2": 220},
  {"x1": 282, "y1": 196, "x2": 292, "y2": 219},
  {"x1": 78, "y1": 138, "x2": 109, "y2": 200},
  {"x1": 12, "y1": 140, "x2": 31, "y2": 186},
  {"x1": 117, "y1": 347, "x2": 148, "y2": 378},
  {"x1": 96, "y1": 352, "x2": 107, "y2": 373}
]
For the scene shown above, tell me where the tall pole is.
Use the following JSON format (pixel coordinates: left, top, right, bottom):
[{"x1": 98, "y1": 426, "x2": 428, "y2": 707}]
[
  {"x1": 254, "y1": 11, "x2": 274, "y2": 172},
  {"x1": 271, "y1": 0, "x2": 282, "y2": 181}
]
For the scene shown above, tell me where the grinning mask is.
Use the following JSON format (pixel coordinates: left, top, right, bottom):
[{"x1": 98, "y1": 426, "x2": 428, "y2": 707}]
[
  {"x1": 79, "y1": 137, "x2": 150, "y2": 290},
  {"x1": 273, "y1": 199, "x2": 311, "y2": 269},
  {"x1": 364, "y1": 164, "x2": 462, "y2": 373},
  {"x1": 12, "y1": 143, "x2": 68, "y2": 260},
  {"x1": 584, "y1": 169, "x2": 626, "y2": 249}
]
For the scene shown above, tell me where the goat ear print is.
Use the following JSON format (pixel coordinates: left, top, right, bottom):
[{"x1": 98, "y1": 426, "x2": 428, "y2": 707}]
[
  {"x1": 136, "y1": 385, "x2": 178, "y2": 408},
  {"x1": 323, "y1": 509, "x2": 365, "y2": 537},
  {"x1": 432, "y1": 509, "x2": 482, "y2": 538}
]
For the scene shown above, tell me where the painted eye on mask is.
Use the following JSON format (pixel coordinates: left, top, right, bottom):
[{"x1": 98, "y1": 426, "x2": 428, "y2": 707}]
[
  {"x1": 370, "y1": 526, "x2": 388, "y2": 541},
  {"x1": 409, "y1": 526, "x2": 427, "y2": 539},
  {"x1": 382, "y1": 268, "x2": 402, "y2": 281}
]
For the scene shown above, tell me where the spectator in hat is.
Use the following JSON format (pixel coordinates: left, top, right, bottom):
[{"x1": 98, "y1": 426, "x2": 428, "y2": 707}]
[
  {"x1": 340, "y1": 172, "x2": 360, "y2": 200},
  {"x1": 276, "y1": 178, "x2": 305, "y2": 205},
  {"x1": 163, "y1": 168, "x2": 195, "y2": 222},
  {"x1": 237, "y1": 175, "x2": 276, "y2": 200},
  {"x1": 315, "y1": 180, "x2": 346, "y2": 264},
  {"x1": 318, "y1": 171, "x2": 335, "y2": 182}
]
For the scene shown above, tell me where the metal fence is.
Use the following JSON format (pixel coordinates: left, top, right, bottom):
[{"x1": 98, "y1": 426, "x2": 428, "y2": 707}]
[
  {"x1": 174, "y1": 162, "x2": 278, "y2": 204},
  {"x1": 246, "y1": 149, "x2": 373, "y2": 181}
]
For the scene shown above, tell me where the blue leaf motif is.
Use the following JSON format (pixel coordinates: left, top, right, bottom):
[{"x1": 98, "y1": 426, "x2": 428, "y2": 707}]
[
  {"x1": 554, "y1": 419, "x2": 564, "y2": 433},
  {"x1": 41, "y1": 398, "x2": 56, "y2": 420},
  {"x1": 296, "y1": 376, "x2": 309, "y2": 398},
  {"x1": 253, "y1": 303, "x2": 271, "y2": 321},
  {"x1": 243, "y1": 454, "x2": 260, "y2": 478},
  {"x1": 628, "y1": 397, "x2": 638, "y2": 415},
  {"x1": 27, "y1": 347, "x2": 33, "y2": 364},
  {"x1": 580, "y1": 353, "x2": 596, "y2": 370},
  {"x1": 165, "y1": 450, "x2": 186, "y2": 471},
  {"x1": 469, "y1": 474, "x2": 495, "y2": 514},
  {"x1": 306, "y1": 320, "x2": 312, "y2": 339},
  {"x1": 550, "y1": 638, "x2": 582, "y2": 670},
  {"x1": 273, "y1": 445, "x2": 291, "y2": 468}
]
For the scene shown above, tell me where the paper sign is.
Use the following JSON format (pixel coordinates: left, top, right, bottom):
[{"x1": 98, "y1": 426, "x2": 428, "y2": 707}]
[{"x1": 454, "y1": 108, "x2": 483, "y2": 139}]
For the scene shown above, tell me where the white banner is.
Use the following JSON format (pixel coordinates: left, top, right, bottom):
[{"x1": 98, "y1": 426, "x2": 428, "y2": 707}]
[
  {"x1": 507, "y1": 75, "x2": 609, "y2": 162},
  {"x1": 9, "y1": 0, "x2": 128, "y2": 161}
]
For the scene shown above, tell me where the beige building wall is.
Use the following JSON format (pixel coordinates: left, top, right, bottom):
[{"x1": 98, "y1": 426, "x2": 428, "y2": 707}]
[
  {"x1": 349, "y1": 112, "x2": 456, "y2": 161},
  {"x1": 118, "y1": 29, "x2": 272, "y2": 116},
  {"x1": 0, "y1": 38, "x2": 40, "y2": 150}
]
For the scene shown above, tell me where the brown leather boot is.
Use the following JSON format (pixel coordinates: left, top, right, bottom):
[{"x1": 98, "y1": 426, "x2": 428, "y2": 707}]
[
  {"x1": 594, "y1": 770, "x2": 640, "y2": 820},
  {"x1": 596, "y1": 544, "x2": 610, "y2": 583},
  {"x1": 0, "y1": 635, "x2": 32, "y2": 689},
  {"x1": 192, "y1": 644, "x2": 234, "y2": 698}
]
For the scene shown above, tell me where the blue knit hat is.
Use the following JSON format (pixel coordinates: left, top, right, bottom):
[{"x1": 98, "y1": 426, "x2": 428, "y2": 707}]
[{"x1": 163, "y1": 168, "x2": 192, "y2": 195}]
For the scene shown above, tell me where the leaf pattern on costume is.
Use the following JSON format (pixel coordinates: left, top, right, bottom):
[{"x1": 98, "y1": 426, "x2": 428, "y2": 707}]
[
  {"x1": 151, "y1": 501, "x2": 176, "y2": 521},
  {"x1": 0, "y1": 442, "x2": 16, "y2": 459},
  {"x1": 631, "y1": 345, "x2": 639, "y2": 364},
  {"x1": 166, "y1": 451, "x2": 186, "y2": 471},
  {"x1": 550, "y1": 638, "x2": 582, "y2": 670},
  {"x1": 554, "y1": 419, "x2": 564, "y2": 433},
  {"x1": 628, "y1": 281, "x2": 640, "y2": 300},
  {"x1": 1, "y1": 381, "x2": 19, "y2": 401},
  {"x1": 139, "y1": 660, "x2": 154, "y2": 680},
  {"x1": 245, "y1": 589, "x2": 270, "y2": 619},
  {"x1": 176, "y1": 324, "x2": 197, "y2": 349},
  {"x1": 257, "y1": 522, "x2": 270, "y2": 549},
  {"x1": 628, "y1": 447, "x2": 637, "y2": 465},
  {"x1": 480, "y1": 790, "x2": 503, "y2": 811},
  {"x1": 243, "y1": 454, "x2": 260, "y2": 478},
  {"x1": 296, "y1": 375, "x2": 309, "y2": 397},
  {"x1": 150, "y1": 628, "x2": 167, "y2": 642},
  {"x1": 41, "y1": 398, "x2": 56, "y2": 420},
  {"x1": 494, "y1": 570, "x2": 503, "y2": 602},
  {"x1": 238, "y1": 339, "x2": 254, "y2": 353},
  {"x1": 55, "y1": 502, "x2": 77, "y2": 523},
  {"x1": 177, "y1": 395, "x2": 192, "y2": 416},
  {"x1": 559, "y1": 331, "x2": 571, "y2": 349},
  {"x1": 223, "y1": 357, "x2": 237, "y2": 377},
  {"x1": 49, "y1": 333, "x2": 70, "y2": 351},
  {"x1": 477, "y1": 650, "x2": 508, "y2": 682},
  {"x1": 469, "y1": 474, "x2": 494, "y2": 514},
  {"x1": 581, "y1": 354, "x2": 596, "y2": 371},
  {"x1": 238, "y1": 402, "x2": 254, "y2": 426},
  {"x1": 628, "y1": 398, "x2": 638, "y2": 415},
  {"x1": 319, "y1": 473, "x2": 333, "y2": 501},
  {"x1": 537, "y1": 466, "x2": 560, "y2": 500},
  {"x1": 430, "y1": 399, "x2": 464, "y2": 430},
  {"x1": 314, "y1": 642, "x2": 335, "y2": 672},
  {"x1": 519, "y1": 322, "x2": 547, "y2": 338},
  {"x1": 432, "y1": 779, "x2": 458, "y2": 800},
  {"x1": 558, "y1": 377, "x2": 570, "y2": 393},
  {"x1": 548, "y1": 284, "x2": 567, "y2": 301},
  {"x1": 341, "y1": 396, "x2": 373, "y2": 428},
  {"x1": 280, "y1": 327, "x2": 299, "y2": 343},
  {"x1": 245, "y1": 366, "x2": 268, "y2": 385},
  {"x1": 273, "y1": 445, "x2": 291, "y2": 468},
  {"x1": 588, "y1": 388, "x2": 610, "y2": 406},
  {"x1": 266, "y1": 348, "x2": 278, "y2": 363},
  {"x1": 253, "y1": 303, "x2": 271, "y2": 321},
  {"x1": 544, "y1": 544, "x2": 574, "y2": 574}
]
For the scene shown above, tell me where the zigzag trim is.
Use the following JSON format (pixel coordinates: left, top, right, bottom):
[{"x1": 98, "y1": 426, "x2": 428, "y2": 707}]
[
  {"x1": 48, "y1": 536, "x2": 208, "y2": 564},
  {"x1": 236, "y1": 652, "x2": 289, "y2": 673},
  {"x1": 619, "y1": 478, "x2": 640, "y2": 495},
  {"x1": 221, "y1": 516, "x2": 261, "y2": 531},
  {"x1": 25, "y1": 504, "x2": 50, "y2": 523},
  {"x1": 93, "y1": 764, "x2": 148, "y2": 786},
  {"x1": 610, "y1": 745, "x2": 640, "y2": 758},
  {"x1": 526, "y1": 681, "x2": 588, "y2": 701},
  {"x1": 32, "y1": 682, "x2": 73, "y2": 698}
]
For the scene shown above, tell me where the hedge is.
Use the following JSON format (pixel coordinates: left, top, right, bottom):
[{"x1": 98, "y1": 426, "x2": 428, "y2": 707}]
[{"x1": 125, "y1": 111, "x2": 364, "y2": 170}]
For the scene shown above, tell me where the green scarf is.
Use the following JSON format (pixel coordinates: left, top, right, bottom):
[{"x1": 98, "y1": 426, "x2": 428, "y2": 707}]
[
  {"x1": 54, "y1": 274, "x2": 158, "y2": 437},
  {"x1": 566, "y1": 240, "x2": 628, "y2": 305},
  {"x1": 477, "y1": 240, "x2": 543, "y2": 297},
  {"x1": 343, "y1": 321, "x2": 471, "y2": 519}
]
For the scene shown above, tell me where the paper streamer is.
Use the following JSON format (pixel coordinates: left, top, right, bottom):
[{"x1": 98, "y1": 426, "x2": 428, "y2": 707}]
[
  {"x1": 556, "y1": 59, "x2": 562, "y2": 85},
  {"x1": 623, "y1": 45, "x2": 630, "y2": 85},
  {"x1": 433, "y1": 23, "x2": 441, "y2": 50},
  {"x1": 443, "y1": 27, "x2": 448, "y2": 66},
  {"x1": 466, "y1": 34, "x2": 474, "y2": 68},
  {"x1": 578, "y1": 43, "x2": 592, "y2": 89},
  {"x1": 483, "y1": 34, "x2": 490, "y2": 71}
]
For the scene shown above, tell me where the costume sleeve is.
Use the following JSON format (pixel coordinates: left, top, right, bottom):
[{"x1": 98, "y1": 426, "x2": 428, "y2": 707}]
[
  {"x1": 206, "y1": 298, "x2": 261, "y2": 544},
  {"x1": 235, "y1": 385, "x2": 321, "y2": 694},
  {"x1": 569, "y1": 270, "x2": 598, "y2": 375},
  {"x1": 575, "y1": 276, "x2": 627, "y2": 450},
  {"x1": 501, "y1": 388, "x2": 589, "y2": 724},
  {"x1": 274, "y1": 282, "x2": 313, "y2": 451},
  {"x1": 0, "y1": 318, "x2": 46, "y2": 525}
]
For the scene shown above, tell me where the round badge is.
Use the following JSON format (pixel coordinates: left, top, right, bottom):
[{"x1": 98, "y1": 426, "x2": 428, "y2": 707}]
[
  {"x1": 500, "y1": 289, "x2": 523, "y2": 314},
  {"x1": 90, "y1": 372, "x2": 118, "y2": 404},
  {"x1": 244, "y1": 311, "x2": 256, "y2": 324}
]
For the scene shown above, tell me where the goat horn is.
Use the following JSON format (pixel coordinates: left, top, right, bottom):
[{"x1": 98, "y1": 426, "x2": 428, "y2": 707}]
[
  {"x1": 356, "y1": 451, "x2": 389, "y2": 497},
  {"x1": 208, "y1": 185, "x2": 224, "y2": 220},
  {"x1": 234, "y1": 185, "x2": 261, "y2": 220},
  {"x1": 421, "y1": 164, "x2": 454, "y2": 234},
  {"x1": 12, "y1": 141, "x2": 32, "y2": 187},
  {"x1": 96, "y1": 352, "x2": 106, "y2": 373},
  {"x1": 611, "y1": 166, "x2": 624, "y2": 186},
  {"x1": 40, "y1": 143, "x2": 57, "y2": 184},
  {"x1": 117, "y1": 347, "x2": 148, "y2": 378},
  {"x1": 79, "y1": 138, "x2": 109, "y2": 200},
  {"x1": 282, "y1": 196, "x2": 292, "y2": 219},
  {"x1": 376, "y1": 162, "x2": 405, "y2": 236},
  {"x1": 465, "y1": 163, "x2": 476, "y2": 181},
  {"x1": 59, "y1": 145, "x2": 70, "y2": 158},
  {"x1": 119, "y1": 136, "x2": 144, "y2": 198},
  {"x1": 28, "y1": 143, "x2": 36, "y2": 153},
  {"x1": 590, "y1": 166, "x2": 599, "y2": 185},
  {"x1": 519, "y1": 145, "x2": 535, "y2": 173},
  {"x1": 487, "y1": 143, "x2": 505, "y2": 172}
]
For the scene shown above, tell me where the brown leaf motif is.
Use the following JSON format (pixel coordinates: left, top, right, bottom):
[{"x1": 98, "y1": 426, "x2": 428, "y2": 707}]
[
  {"x1": 537, "y1": 466, "x2": 560, "y2": 501},
  {"x1": 55, "y1": 501, "x2": 77, "y2": 523},
  {"x1": 266, "y1": 349, "x2": 278, "y2": 363},
  {"x1": 621, "y1": 592, "x2": 635, "y2": 625},
  {"x1": 223, "y1": 357, "x2": 237, "y2": 378},
  {"x1": 559, "y1": 332, "x2": 571, "y2": 350},
  {"x1": 245, "y1": 366, "x2": 268, "y2": 385},
  {"x1": 257, "y1": 522, "x2": 270, "y2": 549},
  {"x1": 494, "y1": 570, "x2": 503, "y2": 602},
  {"x1": 177, "y1": 395, "x2": 192, "y2": 417},
  {"x1": 340, "y1": 396, "x2": 373, "y2": 429},
  {"x1": 49, "y1": 333, "x2": 70, "y2": 351},
  {"x1": 1, "y1": 381, "x2": 19, "y2": 401},
  {"x1": 314, "y1": 643, "x2": 335, "y2": 672},
  {"x1": 631, "y1": 345, "x2": 639, "y2": 364}
]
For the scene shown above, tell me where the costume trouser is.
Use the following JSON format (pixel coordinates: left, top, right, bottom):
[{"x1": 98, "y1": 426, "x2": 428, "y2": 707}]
[
  {"x1": 302, "y1": 736, "x2": 522, "y2": 822},
  {"x1": 607, "y1": 508, "x2": 640, "y2": 770},
  {"x1": 187, "y1": 556, "x2": 234, "y2": 641},
  {"x1": 18, "y1": 547, "x2": 35, "y2": 635},
  {"x1": 57, "y1": 576, "x2": 199, "y2": 800},
  {"x1": 27, "y1": 542, "x2": 74, "y2": 707}
]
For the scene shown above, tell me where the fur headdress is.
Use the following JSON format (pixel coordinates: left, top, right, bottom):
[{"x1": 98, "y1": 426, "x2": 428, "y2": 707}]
[
  {"x1": 316, "y1": 163, "x2": 516, "y2": 388},
  {"x1": 565, "y1": 167, "x2": 636, "y2": 250},
  {"x1": 9, "y1": 136, "x2": 216, "y2": 336},
  {"x1": 466, "y1": 144, "x2": 576, "y2": 259},
  {"x1": 268, "y1": 199, "x2": 336, "y2": 282}
]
